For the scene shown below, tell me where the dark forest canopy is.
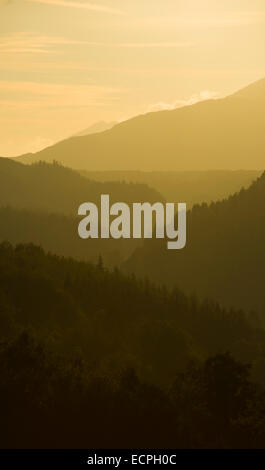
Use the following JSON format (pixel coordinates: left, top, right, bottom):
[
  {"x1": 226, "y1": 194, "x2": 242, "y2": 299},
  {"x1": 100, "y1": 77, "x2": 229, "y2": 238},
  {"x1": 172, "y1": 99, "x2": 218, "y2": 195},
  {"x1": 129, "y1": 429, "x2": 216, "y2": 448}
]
[
  {"x1": 1, "y1": 242, "x2": 265, "y2": 448},
  {"x1": 1, "y1": 241, "x2": 265, "y2": 387},
  {"x1": 124, "y1": 171, "x2": 265, "y2": 317}
]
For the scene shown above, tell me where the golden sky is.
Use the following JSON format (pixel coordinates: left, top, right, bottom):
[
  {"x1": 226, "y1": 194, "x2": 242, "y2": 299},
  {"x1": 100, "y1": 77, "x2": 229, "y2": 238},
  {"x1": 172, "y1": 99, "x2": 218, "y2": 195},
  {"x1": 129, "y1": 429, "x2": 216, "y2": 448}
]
[{"x1": 0, "y1": 0, "x2": 264, "y2": 156}]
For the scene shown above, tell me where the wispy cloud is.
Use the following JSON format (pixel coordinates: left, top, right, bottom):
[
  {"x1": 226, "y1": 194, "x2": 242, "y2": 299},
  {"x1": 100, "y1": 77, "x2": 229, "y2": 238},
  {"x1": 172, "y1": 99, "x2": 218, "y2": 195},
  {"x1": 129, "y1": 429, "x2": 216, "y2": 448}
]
[
  {"x1": 147, "y1": 91, "x2": 220, "y2": 113},
  {"x1": 0, "y1": 80, "x2": 127, "y2": 109},
  {"x1": 0, "y1": 32, "x2": 93, "y2": 54},
  {"x1": 91, "y1": 41, "x2": 194, "y2": 48},
  {"x1": 144, "y1": 11, "x2": 265, "y2": 29},
  {"x1": 180, "y1": 12, "x2": 265, "y2": 26},
  {"x1": 0, "y1": 32, "x2": 194, "y2": 55},
  {"x1": 26, "y1": 0, "x2": 125, "y2": 15}
]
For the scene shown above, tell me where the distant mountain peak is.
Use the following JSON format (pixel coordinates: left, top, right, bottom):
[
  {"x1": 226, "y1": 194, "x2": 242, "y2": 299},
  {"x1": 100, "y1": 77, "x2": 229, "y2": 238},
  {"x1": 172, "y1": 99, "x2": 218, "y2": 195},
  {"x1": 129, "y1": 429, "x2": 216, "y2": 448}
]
[{"x1": 73, "y1": 121, "x2": 117, "y2": 137}]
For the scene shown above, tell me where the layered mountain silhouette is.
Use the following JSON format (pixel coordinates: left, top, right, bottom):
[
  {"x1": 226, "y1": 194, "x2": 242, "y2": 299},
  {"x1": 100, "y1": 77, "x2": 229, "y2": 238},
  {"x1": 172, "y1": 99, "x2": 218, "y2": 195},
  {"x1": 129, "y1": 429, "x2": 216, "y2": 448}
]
[
  {"x1": 16, "y1": 78, "x2": 265, "y2": 170},
  {"x1": 124, "y1": 172, "x2": 265, "y2": 318},
  {"x1": 1, "y1": 77, "x2": 265, "y2": 449}
]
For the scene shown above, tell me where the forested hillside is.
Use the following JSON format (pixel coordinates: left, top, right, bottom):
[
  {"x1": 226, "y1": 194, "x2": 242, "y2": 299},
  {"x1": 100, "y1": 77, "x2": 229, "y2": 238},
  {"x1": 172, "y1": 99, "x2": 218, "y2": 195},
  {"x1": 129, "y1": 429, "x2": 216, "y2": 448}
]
[
  {"x1": 0, "y1": 159, "x2": 162, "y2": 215},
  {"x1": 1, "y1": 242, "x2": 265, "y2": 448},
  {"x1": 0, "y1": 159, "x2": 164, "y2": 266},
  {"x1": 0, "y1": 207, "x2": 141, "y2": 266},
  {"x1": 125, "y1": 172, "x2": 265, "y2": 317}
]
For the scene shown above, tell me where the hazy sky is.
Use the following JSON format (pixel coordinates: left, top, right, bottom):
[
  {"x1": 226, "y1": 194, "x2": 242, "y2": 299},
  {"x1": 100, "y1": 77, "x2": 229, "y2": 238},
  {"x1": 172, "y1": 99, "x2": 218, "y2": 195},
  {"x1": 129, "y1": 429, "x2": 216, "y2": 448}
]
[{"x1": 0, "y1": 0, "x2": 264, "y2": 156}]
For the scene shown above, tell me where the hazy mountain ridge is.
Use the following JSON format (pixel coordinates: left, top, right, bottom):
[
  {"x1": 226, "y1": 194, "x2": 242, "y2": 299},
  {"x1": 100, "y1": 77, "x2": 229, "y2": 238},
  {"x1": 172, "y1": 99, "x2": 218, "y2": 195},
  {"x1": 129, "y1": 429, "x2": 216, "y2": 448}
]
[
  {"x1": 80, "y1": 169, "x2": 261, "y2": 206},
  {"x1": 15, "y1": 78, "x2": 265, "y2": 171}
]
